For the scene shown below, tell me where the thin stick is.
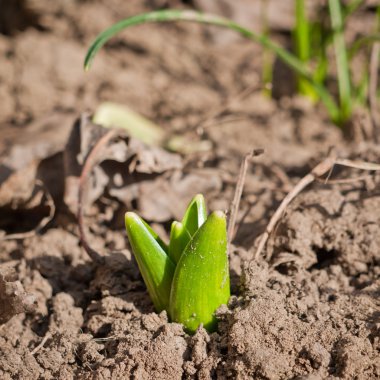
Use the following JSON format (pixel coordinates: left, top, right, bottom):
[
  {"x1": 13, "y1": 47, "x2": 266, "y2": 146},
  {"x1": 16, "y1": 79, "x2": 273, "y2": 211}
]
[
  {"x1": 335, "y1": 158, "x2": 380, "y2": 171},
  {"x1": 228, "y1": 149, "x2": 264, "y2": 244},
  {"x1": 254, "y1": 155, "x2": 380, "y2": 261},
  {"x1": 254, "y1": 154, "x2": 337, "y2": 261},
  {"x1": 30, "y1": 333, "x2": 51, "y2": 355},
  {"x1": 268, "y1": 164, "x2": 293, "y2": 192},
  {"x1": 197, "y1": 83, "x2": 260, "y2": 131},
  {"x1": 78, "y1": 129, "x2": 120, "y2": 265},
  {"x1": 315, "y1": 174, "x2": 373, "y2": 185},
  {"x1": 369, "y1": 42, "x2": 380, "y2": 142}
]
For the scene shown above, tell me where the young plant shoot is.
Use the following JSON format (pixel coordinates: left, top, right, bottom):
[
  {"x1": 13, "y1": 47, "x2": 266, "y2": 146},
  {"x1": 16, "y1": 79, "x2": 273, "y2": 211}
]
[{"x1": 125, "y1": 194, "x2": 230, "y2": 334}]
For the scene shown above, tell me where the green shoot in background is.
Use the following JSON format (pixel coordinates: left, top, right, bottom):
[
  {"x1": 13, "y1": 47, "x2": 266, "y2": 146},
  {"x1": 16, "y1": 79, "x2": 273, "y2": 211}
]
[
  {"x1": 84, "y1": 8, "x2": 380, "y2": 128},
  {"x1": 291, "y1": 0, "x2": 380, "y2": 124},
  {"x1": 125, "y1": 194, "x2": 230, "y2": 334},
  {"x1": 294, "y1": 0, "x2": 315, "y2": 99}
]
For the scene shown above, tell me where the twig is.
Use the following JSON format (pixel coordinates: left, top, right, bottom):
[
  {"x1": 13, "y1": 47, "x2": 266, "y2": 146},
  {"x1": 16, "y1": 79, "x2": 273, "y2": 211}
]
[
  {"x1": 369, "y1": 42, "x2": 380, "y2": 142},
  {"x1": 335, "y1": 158, "x2": 380, "y2": 171},
  {"x1": 1, "y1": 180, "x2": 55, "y2": 241},
  {"x1": 267, "y1": 164, "x2": 293, "y2": 192},
  {"x1": 254, "y1": 154, "x2": 380, "y2": 261},
  {"x1": 227, "y1": 149, "x2": 264, "y2": 244},
  {"x1": 78, "y1": 129, "x2": 120, "y2": 265},
  {"x1": 195, "y1": 83, "x2": 260, "y2": 132},
  {"x1": 93, "y1": 334, "x2": 124, "y2": 342},
  {"x1": 315, "y1": 174, "x2": 373, "y2": 185},
  {"x1": 30, "y1": 333, "x2": 51, "y2": 355},
  {"x1": 254, "y1": 154, "x2": 337, "y2": 261}
]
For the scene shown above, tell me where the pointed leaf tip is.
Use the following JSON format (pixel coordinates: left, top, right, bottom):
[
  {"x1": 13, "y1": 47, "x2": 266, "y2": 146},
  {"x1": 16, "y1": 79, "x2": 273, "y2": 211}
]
[
  {"x1": 168, "y1": 221, "x2": 191, "y2": 264},
  {"x1": 182, "y1": 193, "x2": 207, "y2": 237},
  {"x1": 125, "y1": 212, "x2": 174, "y2": 312}
]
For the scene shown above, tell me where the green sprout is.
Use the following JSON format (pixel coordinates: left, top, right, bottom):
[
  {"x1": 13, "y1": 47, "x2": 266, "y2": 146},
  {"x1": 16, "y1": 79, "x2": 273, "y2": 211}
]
[
  {"x1": 125, "y1": 194, "x2": 230, "y2": 334},
  {"x1": 84, "y1": 8, "x2": 380, "y2": 128}
]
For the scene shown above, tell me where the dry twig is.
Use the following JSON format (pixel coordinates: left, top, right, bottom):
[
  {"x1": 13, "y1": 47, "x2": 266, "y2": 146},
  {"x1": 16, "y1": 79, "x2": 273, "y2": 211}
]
[
  {"x1": 335, "y1": 158, "x2": 380, "y2": 171},
  {"x1": 30, "y1": 333, "x2": 51, "y2": 355},
  {"x1": 254, "y1": 154, "x2": 337, "y2": 261},
  {"x1": 254, "y1": 154, "x2": 380, "y2": 261},
  {"x1": 195, "y1": 83, "x2": 260, "y2": 132},
  {"x1": 315, "y1": 174, "x2": 373, "y2": 185},
  {"x1": 227, "y1": 149, "x2": 264, "y2": 244},
  {"x1": 78, "y1": 129, "x2": 120, "y2": 265}
]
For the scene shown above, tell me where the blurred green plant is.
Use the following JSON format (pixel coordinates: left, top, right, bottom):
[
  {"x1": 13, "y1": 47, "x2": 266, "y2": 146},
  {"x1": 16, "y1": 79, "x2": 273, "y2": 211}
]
[
  {"x1": 291, "y1": 0, "x2": 380, "y2": 124},
  {"x1": 84, "y1": 7, "x2": 380, "y2": 127},
  {"x1": 125, "y1": 194, "x2": 230, "y2": 334},
  {"x1": 293, "y1": 0, "x2": 315, "y2": 98}
]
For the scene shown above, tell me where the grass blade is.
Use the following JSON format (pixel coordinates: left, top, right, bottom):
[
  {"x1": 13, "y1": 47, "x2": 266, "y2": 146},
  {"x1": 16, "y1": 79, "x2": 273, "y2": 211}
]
[
  {"x1": 294, "y1": 0, "x2": 313, "y2": 97},
  {"x1": 328, "y1": 0, "x2": 352, "y2": 123},
  {"x1": 343, "y1": 0, "x2": 364, "y2": 18},
  {"x1": 84, "y1": 9, "x2": 340, "y2": 123},
  {"x1": 260, "y1": 0, "x2": 273, "y2": 96},
  {"x1": 349, "y1": 34, "x2": 380, "y2": 58},
  {"x1": 125, "y1": 212, "x2": 175, "y2": 312},
  {"x1": 170, "y1": 211, "x2": 230, "y2": 333}
]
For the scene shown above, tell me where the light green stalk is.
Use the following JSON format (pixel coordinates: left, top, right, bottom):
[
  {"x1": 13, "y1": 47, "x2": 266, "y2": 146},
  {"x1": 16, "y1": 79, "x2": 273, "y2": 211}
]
[
  {"x1": 294, "y1": 0, "x2": 314, "y2": 97},
  {"x1": 328, "y1": 0, "x2": 352, "y2": 124}
]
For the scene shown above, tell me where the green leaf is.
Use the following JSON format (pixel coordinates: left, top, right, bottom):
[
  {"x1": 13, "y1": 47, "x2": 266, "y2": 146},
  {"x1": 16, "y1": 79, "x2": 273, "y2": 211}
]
[
  {"x1": 329, "y1": 0, "x2": 352, "y2": 124},
  {"x1": 170, "y1": 211, "x2": 230, "y2": 333},
  {"x1": 84, "y1": 9, "x2": 340, "y2": 125},
  {"x1": 293, "y1": 0, "x2": 318, "y2": 100},
  {"x1": 168, "y1": 221, "x2": 191, "y2": 264},
  {"x1": 181, "y1": 194, "x2": 207, "y2": 237},
  {"x1": 125, "y1": 212, "x2": 175, "y2": 312}
]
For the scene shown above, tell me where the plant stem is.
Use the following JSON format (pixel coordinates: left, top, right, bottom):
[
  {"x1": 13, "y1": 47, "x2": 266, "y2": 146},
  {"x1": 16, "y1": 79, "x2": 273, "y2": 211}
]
[
  {"x1": 84, "y1": 9, "x2": 340, "y2": 122},
  {"x1": 260, "y1": 0, "x2": 273, "y2": 96},
  {"x1": 328, "y1": 0, "x2": 352, "y2": 123},
  {"x1": 294, "y1": 0, "x2": 313, "y2": 96}
]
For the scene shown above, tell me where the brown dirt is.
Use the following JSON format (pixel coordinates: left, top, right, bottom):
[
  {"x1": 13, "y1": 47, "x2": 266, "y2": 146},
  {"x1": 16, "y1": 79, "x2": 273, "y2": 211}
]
[{"x1": 0, "y1": 1, "x2": 379, "y2": 379}]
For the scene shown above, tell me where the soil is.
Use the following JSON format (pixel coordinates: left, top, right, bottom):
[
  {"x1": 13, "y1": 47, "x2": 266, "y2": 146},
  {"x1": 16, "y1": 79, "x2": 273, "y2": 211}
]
[{"x1": 0, "y1": 1, "x2": 379, "y2": 379}]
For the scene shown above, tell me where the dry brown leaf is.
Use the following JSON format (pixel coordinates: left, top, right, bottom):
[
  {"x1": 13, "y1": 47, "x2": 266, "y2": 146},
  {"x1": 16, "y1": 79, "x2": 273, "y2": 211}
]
[{"x1": 65, "y1": 114, "x2": 182, "y2": 219}]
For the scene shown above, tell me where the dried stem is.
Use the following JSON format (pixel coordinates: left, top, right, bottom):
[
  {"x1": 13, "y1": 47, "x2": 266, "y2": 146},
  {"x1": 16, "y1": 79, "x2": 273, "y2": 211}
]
[
  {"x1": 30, "y1": 333, "x2": 51, "y2": 355},
  {"x1": 197, "y1": 83, "x2": 260, "y2": 131},
  {"x1": 254, "y1": 154, "x2": 337, "y2": 261},
  {"x1": 228, "y1": 149, "x2": 264, "y2": 244},
  {"x1": 78, "y1": 129, "x2": 120, "y2": 265},
  {"x1": 254, "y1": 154, "x2": 380, "y2": 261}
]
